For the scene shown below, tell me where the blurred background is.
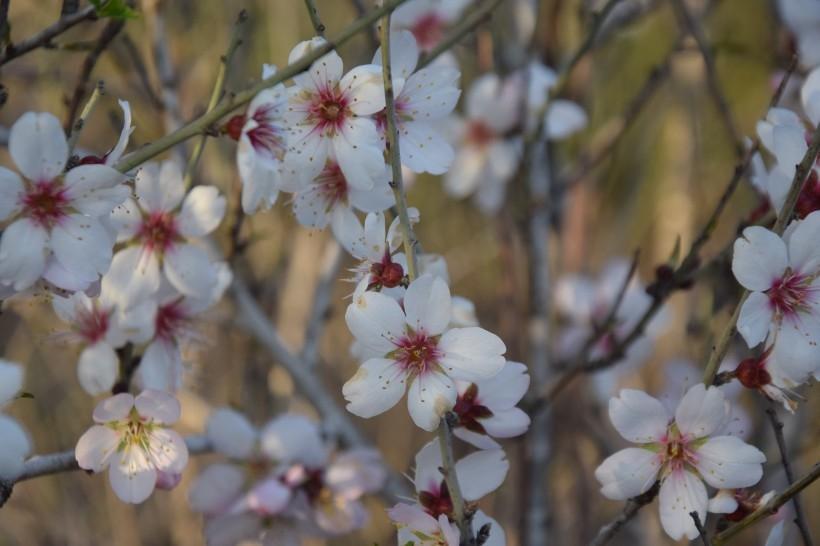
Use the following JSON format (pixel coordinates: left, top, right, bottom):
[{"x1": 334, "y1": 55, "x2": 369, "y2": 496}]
[{"x1": 0, "y1": 0, "x2": 817, "y2": 544}]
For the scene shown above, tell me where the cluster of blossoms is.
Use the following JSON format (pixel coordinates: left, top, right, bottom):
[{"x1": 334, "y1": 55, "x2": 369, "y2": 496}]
[{"x1": 190, "y1": 410, "x2": 385, "y2": 544}]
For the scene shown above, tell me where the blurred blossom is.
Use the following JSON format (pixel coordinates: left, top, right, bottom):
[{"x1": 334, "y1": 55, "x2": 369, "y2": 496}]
[{"x1": 0, "y1": 360, "x2": 31, "y2": 481}]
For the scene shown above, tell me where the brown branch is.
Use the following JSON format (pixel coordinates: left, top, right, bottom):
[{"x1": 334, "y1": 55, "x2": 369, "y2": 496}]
[
  {"x1": 766, "y1": 407, "x2": 814, "y2": 546},
  {"x1": 0, "y1": 4, "x2": 97, "y2": 65},
  {"x1": 691, "y1": 512, "x2": 713, "y2": 546}
]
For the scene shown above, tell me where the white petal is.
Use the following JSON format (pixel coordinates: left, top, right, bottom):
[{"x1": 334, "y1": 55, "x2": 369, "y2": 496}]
[
  {"x1": 0, "y1": 218, "x2": 48, "y2": 291},
  {"x1": 802, "y1": 67, "x2": 820, "y2": 125},
  {"x1": 259, "y1": 413, "x2": 327, "y2": 467},
  {"x1": 50, "y1": 215, "x2": 114, "y2": 282},
  {"x1": 177, "y1": 185, "x2": 226, "y2": 238},
  {"x1": 282, "y1": 123, "x2": 331, "y2": 187},
  {"x1": 74, "y1": 424, "x2": 120, "y2": 472},
  {"x1": 658, "y1": 469, "x2": 707, "y2": 541},
  {"x1": 731, "y1": 226, "x2": 787, "y2": 291},
  {"x1": 109, "y1": 450, "x2": 157, "y2": 504},
  {"x1": 402, "y1": 66, "x2": 461, "y2": 119},
  {"x1": 343, "y1": 358, "x2": 407, "y2": 418},
  {"x1": 455, "y1": 448, "x2": 508, "y2": 501},
  {"x1": 163, "y1": 243, "x2": 221, "y2": 300},
  {"x1": 77, "y1": 343, "x2": 119, "y2": 395},
  {"x1": 135, "y1": 161, "x2": 184, "y2": 213},
  {"x1": 332, "y1": 119, "x2": 385, "y2": 190},
  {"x1": 675, "y1": 384, "x2": 728, "y2": 439},
  {"x1": 93, "y1": 392, "x2": 134, "y2": 422},
  {"x1": 475, "y1": 361, "x2": 530, "y2": 409},
  {"x1": 788, "y1": 210, "x2": 820, "y2": 274},
  {"x1": 345, "y1": 290, "x2": 407, "y2": 356},
  {"x1": 63, "y1": 164, "x2": 128, "y2": 215},
  {"x1": 413, "y1": 437, "x2": 444, "y2": 493},
  {"x1": 135, "y1": 389, "x2": 181, "y2": 424},
  {"x1": 471, "y1": 510, "x2": 505, "y2": 546},
  {"x1": 105, "y1": 99, "x2": 134, "y2": 165},
  {"x1": 0, "y1": 415, "x2": 30, "y2": 480},
  {"x1": 772, "y1": 125, "x2": 807, "y2": 173},
  {"x1": 145, "y1": 427, "x2": 188, "y2": 473},
  {"x1": 288, "y1": 38, "x2": 342, "y2": 92},
  {"x1": 241, "y1": 477, "x2": 292, "y2": 516},
  {"x1": 765, "y1": 521, "x2": 786, "y2": 546},
  {"x1": 188, "y1": 463, "x2": 245, "y2": 515},
  {"x1": 399, "y1": 120, "x2": 454, "y2": 174},
  {"x1": 545, "y1": 100, "x2": 587, "y2": 139},
  {"x1": 607, "y1": 389, "x2": 670, "y2": 443},
  {"x1": 237, "y1": 134, "x2": 281, "y2": 214},
  {"x1": 453, "y1": 427, "x2": 502, "y2": 449},
  {"x1": 694, "y1": 435, "x2": 765, "y2": 489},
  {"x1": 438, "y1": 327, "x2": 506, "y2": 382},
  {"x1": 594, "y1": 447, "x2": 661, "y2": 500},
  {"x1": 373, "y1": 30, "x2": 419, "y2": 80},
  {"x1": 406, "y1": 371, "x2": 457, "y2": 431},
  {"x1": 466, "y1": 74, "x2": 520, "y2": 133},
  {"x1": 102, "y1": 246, "x2": 161, "y2": 309},
  {"x1": 136, "y1": 340, "x2": 183, "y2": 392},
  {"x1": 737, "y1": 291, "x2": 774, "y2": 348},
  {"x1": 292, "y1": 183, "x2": 334, "y2": 229},
  {"x1": 109, "y1": 197, "x2": 142, "y2": 243},
  {"x1": 481, "y1": 407, "x2": 531, "y2": 438},
  {"x1": 0, "y1": 167, "x2": 24, "y2": 221},
  {"x1": 707, "y1": 489, "x2": 738, "y2": 514},
  {"x1": 206, "y1": 407, "x2": 258, "y2": 459},
  {"x1": 325, "y1": 448, "x2": 386, "y2": 497},
  {"x1": 9, "y1": 111, "x2": 67, "y2": 182},
  {"x1": 404, "y1": 275, "x2": 451, "y2": 335},
  {"x1": 0, "y1": 359, "x2": 23, "y2": 405},
  {"x1": 769, "y1": 314, "x2": 820, "y2": 386},
  {"x1": 340, "y1": 64, "x2": 386, "y2": 116}
]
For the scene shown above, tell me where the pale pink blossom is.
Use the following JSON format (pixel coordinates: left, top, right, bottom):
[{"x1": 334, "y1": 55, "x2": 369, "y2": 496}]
[
  {"x1": 391, "y1": 0, "x2": 471, "y2": 52},
  {"x1": 0, "y1": 112, "x2": 128, "y2": 292},
  {"x1": 75, "y1": 390, "x2": 189, "y2": 504},
  {"x1": 595, "y1": 385, "x2": 765, "y2": 541},
  {"x1": 343, "y1": 275, "x2": 506, "y2": 430},
  {"x1": 105, "y1": 160, "x2": 228, "y2": 309},
  {"x1": 526, "y1": 61, "x2": 588, "y2": 139},
  {"x1": 778, "y1": 0, "x2": 820, "y2": 68},
  {"x1": 0, "y1": 360, "x2": 31, "y2": 481}
]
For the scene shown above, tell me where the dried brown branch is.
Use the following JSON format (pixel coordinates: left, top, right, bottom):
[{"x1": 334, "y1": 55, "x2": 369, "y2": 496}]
[
  {"x1": 590, "y1": 482, "x2": 660, "y2": 546},
  {"x1": 0, "y1": 4, "x2": 97, "y2": 65}
]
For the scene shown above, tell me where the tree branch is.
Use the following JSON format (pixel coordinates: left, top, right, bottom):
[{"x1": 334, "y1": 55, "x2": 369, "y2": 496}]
[
  {"x1": 590, "y1": 482, "x2": 660, "y2": 546},
  {"x1": 0, "y1": 4, "x2": 97, "y2": 65}
]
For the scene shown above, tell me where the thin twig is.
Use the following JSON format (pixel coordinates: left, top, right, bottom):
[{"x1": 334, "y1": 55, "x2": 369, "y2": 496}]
[
  {"x1": 590, "y1": 482, "x2": 660, "y2": 546},
  {"x1": 182, "y1": 9, "x2": 248, "y2": 189},
  {"x1": 63, "y1": 18, "x2": 124, "y2": 132},
  {"x1": 691, "y1": 512, "x2": 713, "y2": 546},
  {"x1": 67, "y1": 80, "x2": 104, "y2": 155},
  {"x1": 113, "y1": 0, "x2": 412, "y2": 174},
  {"x1": 669, "y1": 0, "x2": 744, "y2": 157},
  {"x1": 0, "y1": 436, "x2": 211, "y2": 508},
  {"x1": 0, "y1": 4, "x2": 97, "y2": 65},
  {"x1": 713, "y1": 464, "x2": 820, "y2": 545},
  {"x1": 379, "y1": 6, "x2": 418, "y2": 278},
  {"x1": 439, "y1": 412, "x2": 473, "y2": 545},
  {"x1": 119, "y1": 33, "x2": 165, "y2": 110},
  {"x1": 766, "y1": 407, "x2": 814, "y2": 546},
  {"x1": 303, "y1": 0, "x2": 326, "y2": 35}
]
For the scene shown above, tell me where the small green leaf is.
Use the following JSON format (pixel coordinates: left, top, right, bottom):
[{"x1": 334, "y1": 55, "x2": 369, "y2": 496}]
[{"x1": 90, "y1": 0, "x2": 138, "y2": 20}]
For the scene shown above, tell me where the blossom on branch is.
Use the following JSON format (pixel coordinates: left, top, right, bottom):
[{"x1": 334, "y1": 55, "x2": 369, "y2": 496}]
[{"x1": 0, "y1": 360, "x2": 31, "y2": 481}]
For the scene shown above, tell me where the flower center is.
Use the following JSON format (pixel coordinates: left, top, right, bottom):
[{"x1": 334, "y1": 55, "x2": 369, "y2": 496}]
[
  {"x1": 309, "y1": 89, "x2": 351, "y2": 136},
  {"x1": 767, "y1": 272, "x2": 814, "y2": 318},
  {"x1": 393, "y1": 331, "x2": 442, "y2": 375},
  {"x1": 76, "y1": 304, "x2": 110, "y2": 344},
  {"x1": 368, "y1": 251, "x2": 405, "y2": 290},
  {"x1": 660, "y1": 427, "x2": 695, "y2": 471},
  {"x1": 419, "y1": 481, "x2": 453, "y2": 519},
  {"x1": 410, "y1": 12, "x2": 445, "y2": 51},
  {"x1": 315, "y1": 161, "x2": 349, "y2": 209},
  {"x1": 465, "y1": 120, "x2": 496, "y2": 148},
  {"x1": 22, "y1": 181, "x2": 69, "y2": 228},
  {"x1": 248, "y1": 106, "x2": 287, "y2": 159},
  {"x1": 452, "y1": 383, "x2": 494, "y2": 434},
  {"x1": 138, "y1": 211, "x2": 178, "y2": 254},
  {"x1": 117, "y1": 411, "x2": 152, "y2": 451},
  {"x1": 155, "y1": 301, "x2": 188, "y2": 342},
  {"x1": 735, "y1": 356, "x2": 772, "y2": 389}
]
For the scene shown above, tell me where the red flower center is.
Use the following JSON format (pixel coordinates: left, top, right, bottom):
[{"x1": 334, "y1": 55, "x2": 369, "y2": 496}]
[
  {"x1": 155, "y1": 301, "x2": 187, "y2": 342},
  {"x1": 452, "y1": 383, "x2": 494, "y2": 434},
  {"x1": 393, "y1": 330, "x2": 442, "y2": 374},
  {"x1": 465, "y1": 120, "x2": 496, "y2": 148},
  {"x1": 795, "y1": 170, "x2": 820, "y2": 219},
  {"x1": 76, "y1": 304, "x2": 110, "y2": 344},
  {"x1": 309, "y1": 88, "x2": 351, "y2": 137},
  {"x1": 315, "y1": 161, "x2": 349, "y2": 209},
  {"x1": 419, "y1": 481, "x2": 453, "y2": 519},
  {"x1": 22, "y1": 181, "x2": 69, "y2": 228},
  {"x1": 411, "y1": 12, "x2": 446, "y2": 51},
  {"x1": 735, "y1": 356, "x2": 772, "y2": 389},
  {"x1": 767, "y1": 272, "x2": 813, "y2": 318},
  {"x1": 138, "y1": 211, "x2": 179, "y2": 254}
]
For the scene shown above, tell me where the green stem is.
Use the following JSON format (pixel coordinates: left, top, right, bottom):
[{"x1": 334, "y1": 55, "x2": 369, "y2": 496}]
[
  {"x1": 183, "y1": 10, "x2": 248, "y2": 189},
  {"x1": 438, "y1": 413, "x2": 473, "y2": 545},
  {"x1": 67, "y1": 80, "x2": 104, "y2": 155},
  {"x1": 113, "y1": 0, "x2": 411, "y2": 175},
  {"x1": 379, "y1": 6, "x2": 417, "y2": 279}
]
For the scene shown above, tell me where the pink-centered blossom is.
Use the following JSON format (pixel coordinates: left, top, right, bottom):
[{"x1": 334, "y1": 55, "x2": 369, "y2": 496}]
[
  {"x1": 732, "y1": 212, "x2": 820, "y2": 387},
  {"x1": 391, "y1": 0, "x2": 471, "y2": 52},
  {"x1": 105, "y1": 160, "x2": 228, "y2": 309},
  {"x1": 75, "y1": 390, "x2": 189, "y2": 504},
  {"x1": 0, "y1": 112, "x2": 128, "y2": 292},
  {"x1": 594, "y1": 385, "x2": 765, "y2": 541},
  {"x1": 343, "y1": 275, "x2": 506, "y2": 431},
  {"x1": 283, "y1": 37, "x2": 386, "y2": 191}
]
